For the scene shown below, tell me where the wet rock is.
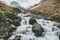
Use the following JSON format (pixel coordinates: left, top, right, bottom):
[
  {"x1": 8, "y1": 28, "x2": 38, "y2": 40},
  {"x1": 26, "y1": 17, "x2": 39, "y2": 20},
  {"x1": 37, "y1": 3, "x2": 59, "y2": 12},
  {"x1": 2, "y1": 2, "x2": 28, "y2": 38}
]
[
  {"x1": 14, "y1": 36, "x2": 21, "y2": 40},
  {"x1": 29, "y1": 18, "x2": 37, "y2": 25},
  {"x1": 59, "y1": 35, "x2": 60, "y2": 39},
  {"x1": 53, "y1": 23, "x2": 60, "y2": 29},
  {"x1": 57, "y1": 25, "x2": 60, "y2": 29},
  {"x1": 32, "y1": 24, "x2": 44, "y2": 37}
]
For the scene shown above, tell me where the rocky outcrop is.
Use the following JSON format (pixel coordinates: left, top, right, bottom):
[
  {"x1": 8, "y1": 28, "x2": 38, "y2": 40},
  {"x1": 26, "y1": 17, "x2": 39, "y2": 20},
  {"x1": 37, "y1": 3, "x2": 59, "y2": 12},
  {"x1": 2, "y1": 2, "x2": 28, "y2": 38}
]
[{"x1": 29, "y1": 0, "x2": 60, "y2": 22}]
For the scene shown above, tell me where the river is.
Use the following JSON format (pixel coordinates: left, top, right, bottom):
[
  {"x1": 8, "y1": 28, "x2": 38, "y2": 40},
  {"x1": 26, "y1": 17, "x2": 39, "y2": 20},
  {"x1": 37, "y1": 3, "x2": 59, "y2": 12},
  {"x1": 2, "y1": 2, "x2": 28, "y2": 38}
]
[{"x1": 8, "y1": 13, "x2": 60, "y2": 40}]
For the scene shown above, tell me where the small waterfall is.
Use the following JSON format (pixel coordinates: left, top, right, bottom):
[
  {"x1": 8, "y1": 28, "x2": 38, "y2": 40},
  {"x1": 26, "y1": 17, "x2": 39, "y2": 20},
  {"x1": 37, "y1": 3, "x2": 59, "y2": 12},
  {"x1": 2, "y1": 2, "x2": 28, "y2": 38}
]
[
  {"x1": 18, "y1": 13, "x2": 31, "y2": 25},
  {"x1": 8, "y1": 13, "x2": 60, "y2": 40}
]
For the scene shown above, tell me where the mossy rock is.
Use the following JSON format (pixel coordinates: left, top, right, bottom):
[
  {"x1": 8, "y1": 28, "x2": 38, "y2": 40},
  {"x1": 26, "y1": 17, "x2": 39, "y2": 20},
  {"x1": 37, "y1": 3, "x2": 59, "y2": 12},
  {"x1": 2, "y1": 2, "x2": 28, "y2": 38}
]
[
  {"x1": 14, "y1": 36, "x2": 21, "y2": 40},
  {"x1": 32, "y1": 24, "x2": 44, "y2": 37},
  {"x1": 29, "y1": 18, "x2": 37, "y2": 25}
]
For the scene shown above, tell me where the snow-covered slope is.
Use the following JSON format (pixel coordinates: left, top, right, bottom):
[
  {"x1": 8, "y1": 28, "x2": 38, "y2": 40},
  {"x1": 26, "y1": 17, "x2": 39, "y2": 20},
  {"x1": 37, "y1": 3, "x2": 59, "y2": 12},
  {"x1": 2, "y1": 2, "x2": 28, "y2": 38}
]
[{"x1": 2, "y1": 0, "x2": 41, "y2": 9}]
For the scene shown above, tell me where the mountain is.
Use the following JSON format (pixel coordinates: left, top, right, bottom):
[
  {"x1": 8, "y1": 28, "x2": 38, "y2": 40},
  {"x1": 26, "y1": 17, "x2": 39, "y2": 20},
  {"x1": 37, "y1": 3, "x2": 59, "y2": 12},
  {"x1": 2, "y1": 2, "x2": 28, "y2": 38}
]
[
  {"x1": 10, "y1": 1, "x2": 20, "y2": 8},
  {"x1": 0, "y1": 2, "x2": 21, "y2": 14}
]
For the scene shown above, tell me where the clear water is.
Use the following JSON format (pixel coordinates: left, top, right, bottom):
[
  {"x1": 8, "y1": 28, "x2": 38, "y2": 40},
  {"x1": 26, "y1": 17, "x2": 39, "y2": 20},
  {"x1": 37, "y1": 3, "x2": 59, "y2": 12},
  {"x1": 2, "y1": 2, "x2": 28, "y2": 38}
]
[{"x1": 8, "y1": 13, "x2": 60, "y2": 40}]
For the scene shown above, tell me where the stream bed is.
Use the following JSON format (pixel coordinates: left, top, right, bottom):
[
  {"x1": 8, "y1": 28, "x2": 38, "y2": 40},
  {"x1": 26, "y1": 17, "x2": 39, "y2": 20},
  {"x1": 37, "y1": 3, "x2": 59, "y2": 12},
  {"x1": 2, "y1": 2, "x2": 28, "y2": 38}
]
[{"x1": 8, "y1": 13, "x2": 60, "y2": 40}]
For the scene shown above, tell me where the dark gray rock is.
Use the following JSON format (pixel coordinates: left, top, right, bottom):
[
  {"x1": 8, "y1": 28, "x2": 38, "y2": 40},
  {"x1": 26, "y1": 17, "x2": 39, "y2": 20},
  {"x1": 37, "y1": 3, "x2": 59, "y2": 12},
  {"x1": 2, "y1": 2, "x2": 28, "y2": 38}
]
[
  {"x1": 29, "y1": 18, "x2": 37, "y2": 25},
  {"x1": 53, "y1": 22, "x2": 60, "y2": 29},
  {"x1": 32, "y1": 24, "x2": 44, "y2": 37},
  {"x1": 14, "y1": 36, "x2": 21, "y2": 40}
]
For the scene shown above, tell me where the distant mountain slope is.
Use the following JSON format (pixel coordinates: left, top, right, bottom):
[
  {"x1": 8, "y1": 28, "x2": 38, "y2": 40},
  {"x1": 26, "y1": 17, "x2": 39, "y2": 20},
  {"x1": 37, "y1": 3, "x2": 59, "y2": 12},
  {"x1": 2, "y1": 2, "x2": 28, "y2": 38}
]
[
  {"x1": 0, "y1": 3, "x2": 21, "y2": 14},
  {"x1": 29, "y1": 0, "x2": 60, "y2": 22}
]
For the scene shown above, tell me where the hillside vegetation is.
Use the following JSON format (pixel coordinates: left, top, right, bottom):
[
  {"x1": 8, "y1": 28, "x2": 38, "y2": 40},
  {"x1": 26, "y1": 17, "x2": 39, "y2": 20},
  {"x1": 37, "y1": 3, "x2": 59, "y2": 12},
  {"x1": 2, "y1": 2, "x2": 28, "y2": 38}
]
[
  {"x1": 0, "y1": 3, "x2": 21, "y2": 39},
  {"x1": 29, "y1": 0, "x2": 60, "y2": 22},
  {"x1": 0, "y1": 3, "x2": 21, "y2": 14}
]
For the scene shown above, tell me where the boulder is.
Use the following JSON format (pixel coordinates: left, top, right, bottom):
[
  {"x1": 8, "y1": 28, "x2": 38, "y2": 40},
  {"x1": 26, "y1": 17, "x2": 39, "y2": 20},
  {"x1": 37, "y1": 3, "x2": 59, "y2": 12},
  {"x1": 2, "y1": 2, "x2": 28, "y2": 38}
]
[
  {"x1": 29, "y1": 18, "x2": 37, "y2": 25},
  {"x1": 32, "y1": 24, "x2": 44, "y2": 37}
]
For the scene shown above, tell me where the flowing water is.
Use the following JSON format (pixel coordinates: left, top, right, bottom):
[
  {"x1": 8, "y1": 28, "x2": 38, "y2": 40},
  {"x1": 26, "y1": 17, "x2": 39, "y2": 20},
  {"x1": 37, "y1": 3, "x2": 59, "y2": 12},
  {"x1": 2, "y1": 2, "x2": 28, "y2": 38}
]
[{"x1": 8, "y1": 13, "x2": 60, "y2": 40}]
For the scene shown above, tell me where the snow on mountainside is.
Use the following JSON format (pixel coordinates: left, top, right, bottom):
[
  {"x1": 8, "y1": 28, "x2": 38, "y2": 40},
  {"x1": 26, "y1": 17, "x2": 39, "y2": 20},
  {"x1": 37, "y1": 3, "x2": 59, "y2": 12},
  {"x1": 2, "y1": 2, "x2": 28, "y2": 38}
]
[{"x1": 2, "y1": 0, "x2": 41, "y2": 9}]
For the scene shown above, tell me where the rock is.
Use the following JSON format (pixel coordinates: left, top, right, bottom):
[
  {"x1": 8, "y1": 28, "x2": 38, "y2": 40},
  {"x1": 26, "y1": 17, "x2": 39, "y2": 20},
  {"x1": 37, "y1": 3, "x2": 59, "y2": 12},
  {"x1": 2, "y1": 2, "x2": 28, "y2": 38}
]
[
  {"x1": 56, "y1": 25, "x2": 60, "y2": 29},
  {"x1": 32, "y1": 24, "x2": 44, "y2": 37},
  {"x1": 14, "y1": 36, "x2": 21, "y2": 40},
  {"x1": 29, "y1": 18, "x2": 37, "y2": 25},
  {"x1": 53, "y1": 22, "x2": 60, "y2": 29},
  {"x1": 59, "y1": 35, "x2": 60, "y2": 39},
  {"x1": 24, "y1": 14, "x2": 42, "y2": 19},
  {"x1": 47, "y1": 13, "x2": 60, "y2": 22}
]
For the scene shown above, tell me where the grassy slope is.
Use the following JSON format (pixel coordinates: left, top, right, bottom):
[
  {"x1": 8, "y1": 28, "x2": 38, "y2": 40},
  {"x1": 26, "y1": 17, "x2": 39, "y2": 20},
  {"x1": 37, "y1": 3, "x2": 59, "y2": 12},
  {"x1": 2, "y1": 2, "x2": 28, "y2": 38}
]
[
  {"x1": 0, "y1": 3, "x2": 21, "y2": 14},
  {"x1": 29, "y1": 0, "x2": 60, "y2": 22}
]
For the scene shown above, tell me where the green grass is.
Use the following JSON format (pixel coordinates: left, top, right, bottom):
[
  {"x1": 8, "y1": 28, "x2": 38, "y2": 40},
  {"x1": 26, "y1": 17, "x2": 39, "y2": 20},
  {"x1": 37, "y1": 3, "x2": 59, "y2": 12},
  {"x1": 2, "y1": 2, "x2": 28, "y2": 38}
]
[{"x1": 0, "y1": 3, "x2": 21, "y2": 14}]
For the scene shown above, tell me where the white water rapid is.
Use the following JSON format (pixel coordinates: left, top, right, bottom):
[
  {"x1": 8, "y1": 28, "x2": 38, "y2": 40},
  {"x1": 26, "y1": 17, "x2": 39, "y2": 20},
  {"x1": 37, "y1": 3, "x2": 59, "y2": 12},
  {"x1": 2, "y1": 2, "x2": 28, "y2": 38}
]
[{"x1": 8, "y1": 13, "x2": 60, "y2": 40}]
